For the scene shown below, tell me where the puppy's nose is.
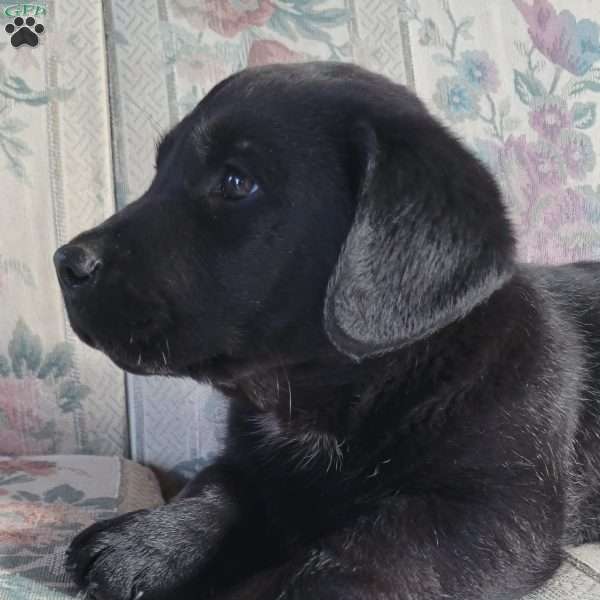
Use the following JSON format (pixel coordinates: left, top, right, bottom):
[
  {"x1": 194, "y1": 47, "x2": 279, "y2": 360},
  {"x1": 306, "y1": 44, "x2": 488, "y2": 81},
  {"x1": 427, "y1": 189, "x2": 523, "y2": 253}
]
[{"x1": 54, "y1": 244, "x2": 103, "y2": 290}]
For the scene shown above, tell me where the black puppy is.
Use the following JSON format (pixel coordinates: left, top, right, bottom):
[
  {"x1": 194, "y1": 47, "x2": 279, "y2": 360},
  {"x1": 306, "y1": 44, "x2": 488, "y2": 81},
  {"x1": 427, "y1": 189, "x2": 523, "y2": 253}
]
[{"x1": 54, "y1": 62, "x2": 600, "y2": 600}]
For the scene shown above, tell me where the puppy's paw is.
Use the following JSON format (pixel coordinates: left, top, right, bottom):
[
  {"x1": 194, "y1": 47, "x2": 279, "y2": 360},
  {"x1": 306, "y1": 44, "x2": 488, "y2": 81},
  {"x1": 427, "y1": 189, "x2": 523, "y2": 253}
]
[{"x1": 66, "y1": 508, "x2": 195, "y2": 600}]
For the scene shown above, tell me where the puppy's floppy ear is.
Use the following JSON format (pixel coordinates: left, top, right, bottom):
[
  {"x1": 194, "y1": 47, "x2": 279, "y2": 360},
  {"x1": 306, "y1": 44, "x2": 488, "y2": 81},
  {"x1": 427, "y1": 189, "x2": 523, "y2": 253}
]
[{"x1": 324, "y1": 110, "x2": 515, "y2": 361}]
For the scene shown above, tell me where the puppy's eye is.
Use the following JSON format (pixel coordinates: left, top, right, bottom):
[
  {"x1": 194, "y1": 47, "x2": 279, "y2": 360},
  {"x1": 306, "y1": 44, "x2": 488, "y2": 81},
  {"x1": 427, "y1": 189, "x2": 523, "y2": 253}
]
[{"x1": 221, "y1": 170, "x2": 259, "y2": 200}]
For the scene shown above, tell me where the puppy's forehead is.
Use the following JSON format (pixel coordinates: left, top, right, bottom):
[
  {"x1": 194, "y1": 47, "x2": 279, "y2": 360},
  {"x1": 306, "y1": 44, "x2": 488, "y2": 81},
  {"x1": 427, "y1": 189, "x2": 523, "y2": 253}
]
[
  {"x1": 198, "y1": 67, "x2": 332, "y2": 124},
  {"x1": 163, "y1": 62, "x2": 424, "y2": 160},
  {"x1": 220, "y1": 62, "x2": 364, "y2": 95},
  {"x1": 206, "y1": 62, "x2": 385, "y2": 111},
  {"x1": 197, "y1": 62, "x2": 423, "y2": 129},
  {"x1": 182, "y1": 65, "x2": 349, "y2": 151}
]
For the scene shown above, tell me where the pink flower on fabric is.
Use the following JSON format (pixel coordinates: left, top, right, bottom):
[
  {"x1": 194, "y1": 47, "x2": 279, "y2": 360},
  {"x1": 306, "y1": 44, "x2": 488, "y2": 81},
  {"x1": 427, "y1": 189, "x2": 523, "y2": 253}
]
[
  {"x1": 0, "y1": 459, "x2": 56, "y2": 476},
  {"x1": 498, "y1": 135, "x2": 565, "y2": 200},
  {"x1": 513, "y1": 0, "x2": 600, "y2": 76},
  {"x1": 247, "y1": 40, "x2": 303, "y2": 67},
  {"x1": 457, "y1": 50, "x2": 500, "y2": 93},
  {"x1": 540, "y1": 186, "x2": 588, "y2": 230},
  {"x1": 528, "y1": 139, "x2": 566, "y2": 189},
  {"x1": 0, "y1": 378, "x2": 53, "y2": 455},
  {"x1": 0, "y1": 501, "x2": 89, "y2": 546},
  {"x1": 529, "y1": 95, "x2": 571, "y2": 140},
  {"x1": 173, "y1": 0, "x2": 275, "y2": 38},
  {"x1": 559, "y1": 130, "x2": 596, "y2": 179},
  {"x1": 433, "y1": 76, "x2": 480, "y2": 122},
  {"x1": 497, "y1": 134, "x2": 540, "y2": 203}
]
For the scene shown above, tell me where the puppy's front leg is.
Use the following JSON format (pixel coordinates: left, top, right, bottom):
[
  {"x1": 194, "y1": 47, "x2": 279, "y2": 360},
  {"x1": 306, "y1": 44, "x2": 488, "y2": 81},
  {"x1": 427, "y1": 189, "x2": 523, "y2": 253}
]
[
  {"x1": 217, "y1": 483, "x2": 564, "y2": 600},
  {"x1": 66, "y1": 463, "x2": 248, "y2": 600}
]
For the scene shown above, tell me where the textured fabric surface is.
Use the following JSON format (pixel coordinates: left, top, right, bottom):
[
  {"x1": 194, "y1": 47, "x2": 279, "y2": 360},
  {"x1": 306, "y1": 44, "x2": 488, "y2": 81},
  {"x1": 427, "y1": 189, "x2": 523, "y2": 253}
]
[
  {"x1": 526, "y1": 546, "x2": 600, "y2": 599},
  {"x1": 0, "y1": 0, "x2": 127, "y2": 457},
  {"x1": 0, "y1": 455, "x2": 163, "y2": 598},
  {"x1": 0, "y1": 459, "x2": 596, "y2": 600},
  {"x1": 404, "y1": 0, "x2": 600, "y2": 263}
]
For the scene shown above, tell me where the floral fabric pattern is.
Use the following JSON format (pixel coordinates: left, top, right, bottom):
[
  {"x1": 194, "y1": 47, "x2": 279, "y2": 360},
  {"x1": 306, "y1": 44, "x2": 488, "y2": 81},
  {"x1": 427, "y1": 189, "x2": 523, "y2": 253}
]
[
  {"x1": 402, "y1": 0, "x2": 600, "y2": 263},
  {"x1": 0, "y1": 47, "x2": 71, "y2": 183},
  {"x1": 0, "y1": 0, "x2": 128, "y2": 458},
  {"x1": 0, "y1": 455, "x2": 163, "y2": 597},
  {"x1": 173, "y1": 0, "x2": 276, "y2": 38},
  {"x1": 514, "y1": 0, "x2": 600, "y2": 77},
  {"x1": 0, "y1": 320, "x2": 89, "y2": 455}
]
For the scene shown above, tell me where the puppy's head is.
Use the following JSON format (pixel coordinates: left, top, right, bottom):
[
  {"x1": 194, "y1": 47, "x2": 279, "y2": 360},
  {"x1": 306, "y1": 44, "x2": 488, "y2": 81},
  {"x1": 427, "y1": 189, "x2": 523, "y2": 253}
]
[{"x1": 54, "y1": 63, "x2": 515, "y2": 381}]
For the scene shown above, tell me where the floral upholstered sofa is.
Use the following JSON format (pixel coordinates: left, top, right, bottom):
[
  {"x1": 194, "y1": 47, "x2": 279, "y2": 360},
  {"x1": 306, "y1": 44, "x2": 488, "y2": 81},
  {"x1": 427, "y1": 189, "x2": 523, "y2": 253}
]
[{"x1": 1, "y1": 0, "x2": 600, "y2": 597}]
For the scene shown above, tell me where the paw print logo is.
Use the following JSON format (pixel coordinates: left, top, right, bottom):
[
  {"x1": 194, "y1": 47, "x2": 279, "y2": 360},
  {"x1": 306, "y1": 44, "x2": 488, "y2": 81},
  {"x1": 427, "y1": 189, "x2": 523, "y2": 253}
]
[{"x1": 5, "y1": 16, "x2": 44, "y2": 48}]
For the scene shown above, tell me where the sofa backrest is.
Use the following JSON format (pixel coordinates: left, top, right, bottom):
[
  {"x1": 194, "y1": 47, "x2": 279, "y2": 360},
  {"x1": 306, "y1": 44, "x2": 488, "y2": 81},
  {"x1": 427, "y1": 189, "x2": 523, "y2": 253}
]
[{"x1": 2, "y1": 0, "x2": 599, "y2": 476}]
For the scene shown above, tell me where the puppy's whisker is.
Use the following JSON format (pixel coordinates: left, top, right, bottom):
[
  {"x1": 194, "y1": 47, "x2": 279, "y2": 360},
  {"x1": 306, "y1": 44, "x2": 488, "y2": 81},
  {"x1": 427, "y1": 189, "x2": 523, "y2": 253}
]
[{"x1": 275, "y1": 371, "x2": 280, "y2": 405}]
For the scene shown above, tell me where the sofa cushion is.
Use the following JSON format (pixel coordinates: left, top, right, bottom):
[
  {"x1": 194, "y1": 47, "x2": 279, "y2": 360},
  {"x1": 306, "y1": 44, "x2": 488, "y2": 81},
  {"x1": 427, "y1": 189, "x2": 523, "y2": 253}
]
[
  {"x1": 0, "y1": 455, "x2": 597, "y2": 598},
  {"x1": 0, "y1": 455, "x2": 163, "y2": 598},
  {"x1": 526, "y1": 545, "x2": 600, "y2": 599}
]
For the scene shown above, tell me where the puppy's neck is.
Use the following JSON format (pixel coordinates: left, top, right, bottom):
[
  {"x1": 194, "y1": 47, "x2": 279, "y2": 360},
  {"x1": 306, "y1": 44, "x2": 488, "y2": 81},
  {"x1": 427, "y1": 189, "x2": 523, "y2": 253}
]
[
  {"x1": 221, "y1": 273, "x2": 538, "y2": 426},
  {"x1": 223, "y1": 352, "x2": 365, "y2": 413}
]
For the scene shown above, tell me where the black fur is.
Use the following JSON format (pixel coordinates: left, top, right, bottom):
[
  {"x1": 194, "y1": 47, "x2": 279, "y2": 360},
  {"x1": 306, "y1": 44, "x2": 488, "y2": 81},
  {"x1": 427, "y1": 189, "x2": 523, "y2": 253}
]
[{"x1": 54, "y1": 63, "x2": 600, "y2": 600}]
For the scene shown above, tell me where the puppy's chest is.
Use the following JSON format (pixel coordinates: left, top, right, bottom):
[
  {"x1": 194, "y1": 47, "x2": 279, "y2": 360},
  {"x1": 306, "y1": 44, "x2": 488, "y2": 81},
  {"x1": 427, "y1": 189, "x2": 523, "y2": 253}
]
[
  {"x1": 247, "y1": 412, "x2": 347, "y2": 474},
  {"x1": 239, "y1": 407, "x2": 416, "y2": 494},
  {"x1": 239, "y1": 413, "x2": 361, "y2": 540}
]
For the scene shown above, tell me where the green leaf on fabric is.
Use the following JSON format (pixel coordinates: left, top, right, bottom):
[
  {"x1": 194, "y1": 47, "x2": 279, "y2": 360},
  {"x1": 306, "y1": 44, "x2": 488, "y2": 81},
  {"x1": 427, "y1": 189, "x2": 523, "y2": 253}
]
[
  {"x1": 583, "y1": 67, "x2": 600, "y2": 83},
  {"x1": 29, "y1": 420, "x2": 57, "y2": 441},
  {"x1": 8, "y1": 319, "x2": 43, "y2": 378},
  {"x1": 0, "y1": 83, "x2": 49, "y2": 105},
  {"x1": 269, "y1": 2, "x2": 349, "y2": 47},
  {"x1": 287, "y1": 15, "x2": 331, "y2": 43},
  {"x1": 571, "y1": 102, "x2": 596, "y2": 128},
  {"x1": 5, "y1": 134, "x2": 33, "y2": 157},
  {"x1": 4, "y1": 75, "x2": 30, "y2": 93},
  {"x1": 0, "y1": 474, "x2": 34, "y2": 486},
  {"x1": 44, "y1": 484, "x2": 85, "y2": 504},
  {"x1": 13, "y1": 490, "x2": 40, "y2": 502},
  {"x1": 0, "y1": 118, "x2": 27, "y2": 133},
  {"x1": 304, "y1": 8, "x2": 349, "y2": 26},
  {"x1": 268, "y1": 10, "x2": 298, "y2": 40},
  {"x1": 459, "y1": 16, "x2": 475, "y2": 38},
  {"x1": 0, "y1": 74, "x2": 72, "y2": 106},
  {"x1": 569, "y1": 80, "x2": 600, "y2": 96},
  {"x1": 0, "y1": 355, "x2": 10, "y2": 377},
  {"x1": 78, "y1": 497, "x2": 118, "y2": 509},
  {"x1": 514, "y1": 70, "x2": 545, "y2": 105},
  {"x1": 37, "y1": 342, "x2": 74, "y2": 380},
  {"x1": 57, "y1": 379, "x2": 90, "y2": 411}
]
